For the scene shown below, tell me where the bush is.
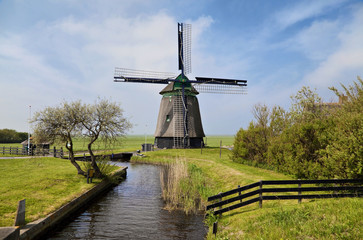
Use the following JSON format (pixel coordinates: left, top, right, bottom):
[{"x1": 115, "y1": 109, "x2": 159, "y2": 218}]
[{"x1": 232, "y1": 77, "x2": 363, "y2": 179}]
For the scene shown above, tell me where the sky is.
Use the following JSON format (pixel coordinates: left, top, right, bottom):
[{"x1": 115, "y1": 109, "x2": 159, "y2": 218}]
[{"x1": 0, "y1": 0, "x2": 362, "y2": 136}]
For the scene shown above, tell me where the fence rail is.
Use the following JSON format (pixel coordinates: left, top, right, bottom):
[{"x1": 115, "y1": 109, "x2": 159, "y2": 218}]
[
  {"x1": 1, "y1": 146, "x2": 64, "y2": 158},
  {"x1": 206, "y1": 179, "x2": 363, "y2": 216}
]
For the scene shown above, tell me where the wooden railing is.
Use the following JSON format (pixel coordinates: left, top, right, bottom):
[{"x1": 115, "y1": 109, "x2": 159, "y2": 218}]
[
  {"x1": 1, "y1": 146, "x2": 64, "y2": 158},
  {"x1": 206, "y1": 179, "x2": 363, "y2": 216}
]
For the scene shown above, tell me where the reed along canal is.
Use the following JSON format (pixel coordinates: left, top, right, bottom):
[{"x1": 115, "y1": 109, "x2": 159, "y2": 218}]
[{"x1": 47, "y1": 162, "x2": 207, "y2": 239}]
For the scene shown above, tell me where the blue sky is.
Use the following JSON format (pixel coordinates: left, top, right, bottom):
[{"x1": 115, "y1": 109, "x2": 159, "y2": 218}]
[{"x1": 1, "y1": 0, "x2": 362, "y2": 135}]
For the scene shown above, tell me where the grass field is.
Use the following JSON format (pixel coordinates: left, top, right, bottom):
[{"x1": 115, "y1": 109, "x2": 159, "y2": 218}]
[
  {"x1": 0, "y1": 135, "x2": 234, "y2": 154},
  {"x1": 0, "y1": 157, "x2": 109, "y2": 227}
]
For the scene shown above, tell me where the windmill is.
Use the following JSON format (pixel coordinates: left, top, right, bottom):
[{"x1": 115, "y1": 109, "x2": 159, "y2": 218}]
[{"x1": 114, "y1": 23, "x2": 247, "y2": 149}]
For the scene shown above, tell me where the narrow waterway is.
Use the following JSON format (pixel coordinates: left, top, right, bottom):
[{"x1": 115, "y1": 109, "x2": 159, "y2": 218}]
[{"x1": 47, "y1": 162, "x2": 207, "y2": 239}]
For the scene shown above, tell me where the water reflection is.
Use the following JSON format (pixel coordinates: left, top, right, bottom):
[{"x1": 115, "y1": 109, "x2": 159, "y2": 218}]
[{"x1": 48, "y1": 162, "x2": 207, "y2": 239}]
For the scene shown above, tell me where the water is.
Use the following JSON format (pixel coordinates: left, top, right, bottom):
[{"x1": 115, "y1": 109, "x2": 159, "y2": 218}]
[{"x1": 47, "y1": 162, "x2": 207, "y2": 239}]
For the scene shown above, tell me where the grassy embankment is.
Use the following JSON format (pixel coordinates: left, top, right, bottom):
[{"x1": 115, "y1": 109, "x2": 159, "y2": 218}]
[
  {"x1": 0, "y1": 157, "x2": 106, "y2": 227},
  {"x1": 131, "y1": 136, "x2": 363, "y2": 240}
]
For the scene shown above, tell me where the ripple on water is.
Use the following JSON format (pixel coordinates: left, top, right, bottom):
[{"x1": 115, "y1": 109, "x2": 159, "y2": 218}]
[{"x1": 47, "y1": 162, "x2": 207, "y2": 240}]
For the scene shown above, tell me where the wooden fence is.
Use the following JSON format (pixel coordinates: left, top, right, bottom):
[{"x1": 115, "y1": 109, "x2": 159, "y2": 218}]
[
  {"x1": 1, "y1": 146, "x2": 64, "y2": 158},
  {"x1": 206, "y1": 179, "x2": 363, "y2": 216}
]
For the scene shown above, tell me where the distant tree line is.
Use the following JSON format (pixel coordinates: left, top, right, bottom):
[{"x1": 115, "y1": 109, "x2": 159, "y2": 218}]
[
  {"x1": 232, "y1": 76, "x2": 363, "y2": 179},
  {"x1": 0, "y1": 129, "x2": 28, "y2": 143}
]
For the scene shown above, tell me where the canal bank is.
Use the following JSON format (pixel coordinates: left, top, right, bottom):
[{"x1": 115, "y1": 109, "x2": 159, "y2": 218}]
[
  {"x1": 47, "y1": 162, "x2": 207, "y2": 239},
  {"x1": 18, "y1": 167, "x2": 127, "y2": 240}
]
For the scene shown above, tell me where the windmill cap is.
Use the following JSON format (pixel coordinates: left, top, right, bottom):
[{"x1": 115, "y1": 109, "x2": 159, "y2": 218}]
[{"x1": 159, "y1": 82, "x2": 199, "y2": 95}]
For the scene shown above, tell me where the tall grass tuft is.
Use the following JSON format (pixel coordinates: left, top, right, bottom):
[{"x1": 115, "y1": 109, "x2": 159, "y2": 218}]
[
  {"x1": 160, "y1": 158, "x2": 207, "y2": 214},
  {"x1": 80, "y1": 156, "x2": 117, "y2": 178}
]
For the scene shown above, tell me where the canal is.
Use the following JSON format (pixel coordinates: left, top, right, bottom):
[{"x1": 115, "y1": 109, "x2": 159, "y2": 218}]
[{"x1": 47, "y1": 162, "x2": 207, "y2": 239}]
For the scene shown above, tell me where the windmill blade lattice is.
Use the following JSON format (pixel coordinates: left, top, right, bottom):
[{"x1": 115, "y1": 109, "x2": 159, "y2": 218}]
[
  {"x1": 192, "y1": 83, "x2": 247, "y2": 94},
  {"x1": 192, "y1": 77, "x2": 247, "y2": 94},
  {"x1": 178, "y1": 23, "x2": 192, "y2": 75},
  {"x1": 114, "y1": 68, "x2": 176, "y2": 84}
]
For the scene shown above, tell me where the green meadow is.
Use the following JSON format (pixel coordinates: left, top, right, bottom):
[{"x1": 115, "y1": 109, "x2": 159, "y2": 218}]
[{"x1": 0, "y1": 157, "x2": 104, "y2": 227}]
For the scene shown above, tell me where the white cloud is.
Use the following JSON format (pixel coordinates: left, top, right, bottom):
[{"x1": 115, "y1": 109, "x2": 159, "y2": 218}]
[
  {"x1": 0, "y1": 8, "x2": 217, "y2": 134},
  {"x1": 291, "y1": 19, "x2": 341, "y2": 60},
  {"x1": 275, "y1": 0, "x2": 347, "y2": 30},
  {"x1": 303, "y1": 4, "x2": 363, "y2": 89}
]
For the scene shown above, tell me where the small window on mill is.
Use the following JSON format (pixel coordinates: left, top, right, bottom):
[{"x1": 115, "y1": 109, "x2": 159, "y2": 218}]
[{"x1": 166, "y1": 115, "x2": 170, "y2": 122}]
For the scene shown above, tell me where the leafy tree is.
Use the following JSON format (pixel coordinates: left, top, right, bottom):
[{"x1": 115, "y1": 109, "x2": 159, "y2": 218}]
[
  {"x1": 323, "y1": 76, "x2": 363, "y2": 179},
  {"x1": 32, "y1": 99, "x2": 131, "y2": 177},
  {"x1": 0, "y1": 129, "x2": 28, "y2": 143},
  {"x1": 232, "y1": 104, "x2": 272, "y2": 165},
  {"x1": 268, "y1": 87, "x2": 332, "y2": 178},
  {"x1": 32, "y1": 101, "x2": 86, "y2": 175},
  {"x1": 81, "y1": 98, "x2": 131, "y2": 177}
]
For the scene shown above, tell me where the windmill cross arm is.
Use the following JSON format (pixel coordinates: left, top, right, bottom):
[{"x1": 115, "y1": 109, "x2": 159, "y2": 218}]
[
  {"x1": 114, "y1": 76, "x2": 171, "y2": 84},
  {"x1": 194, "y1": 77, "x2": 247, "y2": 86}
]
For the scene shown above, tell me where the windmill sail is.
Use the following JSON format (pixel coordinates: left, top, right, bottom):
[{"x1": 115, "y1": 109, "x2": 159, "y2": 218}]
[
  {"x1": 178, "y1": 23, "x2": 192, "y2": 75},
  {"x1": 114, "y1": 68, "x2": 176, "y2": 84},
  {"x1": 192, "y1": 77, "x2": 247, "y2": 94}
]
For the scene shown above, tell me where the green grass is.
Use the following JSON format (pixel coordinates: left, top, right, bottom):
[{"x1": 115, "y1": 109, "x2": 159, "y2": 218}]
[
  {"x1": 131, "y1": 146, "x2": 363, "y2": 239},
  {"x1": 221, "y1": 198, "x2": 363, "y2": 240},
  {"x1": 0, "y1": 135, "x2": 234, "y2": 156},
  {"x1": 68, "y1": 135, "x2": 234, "y2": 152},
  {"x1": 204, "y1": 135, "x2": 235, "y2": 148},
  {"x1": 0, "y1": 143, "x2": 22, "y2": 147},
  {"x1": 0, "y1": 157, "x2": 107, "y2": 227}
]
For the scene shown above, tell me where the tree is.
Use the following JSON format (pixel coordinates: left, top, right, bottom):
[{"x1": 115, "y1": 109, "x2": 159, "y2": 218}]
[
  {"x1": 32, "y1": 99, "x2": 131, "y2": 177},
  {"x1": 271, "y1": 87, "x2": 332, "y2": 178},
  {"x1": 324, "y1": 76, "x2": 363, "y2": 179},
  {"x1": 232, "y1": 103, "x2": 273, "y2": 165},
  {"x1": 81, "y1": 98, "x2": 131, "y2": 177},
  {"x1": 32, "y1": 101, "x2": 86, "y2": 175},
  {"x1": 0, "y1": 129, "x2": 28, "y2": 143}
]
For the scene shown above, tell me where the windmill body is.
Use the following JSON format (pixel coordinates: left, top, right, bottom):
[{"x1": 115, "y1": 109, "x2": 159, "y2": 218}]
[
  {"x1": 154, "y1": 80, "x2": 205, "y2": 149},
  {"x1": 114, "y1": 23, "x2": 247, "y2": 149}
]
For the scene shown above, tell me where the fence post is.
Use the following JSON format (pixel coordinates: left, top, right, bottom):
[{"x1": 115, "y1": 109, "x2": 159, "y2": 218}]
[
  {"x1": 213, "y1": 221, "x2": 218, "y2": 237},
  {"x1": 10, "y1": 146, "x2": 12, "y2": 155},
  {"x1": 334, "y1": 179, "x2": 338, "y2": 195},
  {"x1": 238, "y1": 185, "x2": 242, "y2": 203},
  {"x1": 298, "y1": 180, "x2": 302, "y2": 204},
  {"x1": 14, "y1": 199, "x2": 26, "y2": 226},
  {"x1": 16, "y1": 147, "x2": 19, "y2": 155},
  {"x1": 218, "y1": 192, "x2": 222, "y2": 216},
  {"x1": 259, "y1": 180, "x2": 263, "y2": 208},
  {"x1": 3, "y1": 146, "x2": 5, "y2": 154},
  {"x1": 219, "y1": 140, "x2": 222, "y2": 158},
  {"x1": 60, "y1": 147, "x2": 63, "y2": 158}
]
